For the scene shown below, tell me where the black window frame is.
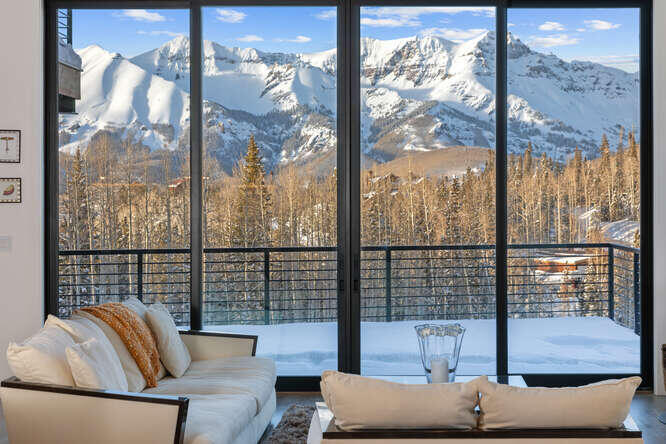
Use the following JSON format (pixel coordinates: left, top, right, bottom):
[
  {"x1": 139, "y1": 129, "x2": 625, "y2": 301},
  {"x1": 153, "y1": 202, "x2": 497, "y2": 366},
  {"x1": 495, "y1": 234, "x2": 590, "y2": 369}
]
[{"x1": 44, "y1": 0, "x2": 653, "y2": 391}]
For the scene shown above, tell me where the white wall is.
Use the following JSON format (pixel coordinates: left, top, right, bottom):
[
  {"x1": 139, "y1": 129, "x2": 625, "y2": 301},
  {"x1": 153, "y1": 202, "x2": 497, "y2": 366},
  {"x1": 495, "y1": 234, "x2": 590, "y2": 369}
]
[
  {"x1": 652, "y1": 0, "x2": 666, "y2": 396},
  {"x1": 0, "y1": 0, "x2": 44, "y2": 379},
  {"x1": 0, "y1": 0, "x2": 663, "y2": 389}
]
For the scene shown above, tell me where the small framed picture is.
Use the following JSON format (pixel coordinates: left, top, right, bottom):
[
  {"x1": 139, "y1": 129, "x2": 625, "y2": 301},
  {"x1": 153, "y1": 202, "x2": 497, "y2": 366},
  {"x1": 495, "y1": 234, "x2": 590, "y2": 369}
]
[
  {"x1": 0, "y1": 178, "x2": 21, "y2": 203},
  {"x1": 0, "y1": 130, "x2": 20, "y2": 163}
]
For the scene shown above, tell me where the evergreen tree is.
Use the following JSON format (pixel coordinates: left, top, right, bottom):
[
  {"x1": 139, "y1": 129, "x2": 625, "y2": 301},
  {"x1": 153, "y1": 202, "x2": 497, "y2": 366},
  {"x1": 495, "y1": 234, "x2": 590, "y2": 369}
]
[{"x1": 232, "y1": 135, "x2": 272, "y2": 247}]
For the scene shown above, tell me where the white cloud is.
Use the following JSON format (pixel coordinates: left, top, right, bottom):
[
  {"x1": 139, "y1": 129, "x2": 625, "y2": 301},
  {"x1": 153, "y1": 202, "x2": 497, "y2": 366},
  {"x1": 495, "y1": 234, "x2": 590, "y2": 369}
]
[
  {"x1": 529, "y1": 34, "x2": 581, "y2": 48},
  {"x1": 360, "y1": 6, "x2": 494, "y2": 28},
  {"x1": 508, "y1": 23, "x2": 516, "y2": 28},
  {"x1": 237, "y1": 34, "x2": 264, "y2": 42},
  {"x1": 315, "y1": 9, "x2": 336, "y2": 20},
  {"x1": 576, "y1": 28, "x2": 586, "y2": 32},
  {"x1": 137, "y1": 30, "x2": 184, "y2": 37},
  {"x1": 366, "y1": 7, "x2": 494, "y2": 17},
  {"x1": 215, "y1": 9, "x2": 246, "y2": 23},
  {"x1": 584, "y1": 20, "x2": 621, "y2": 31},
  {"x1": 361, "y1": 17, "x2": 420, "y2": 27},
  {"x1": 275, "y1": 35, "x2": 312, "y2": 43},
  {"x1": 538, "y1": 21, "x2": 565, "y2": 31},
  {"x1": 421, "y1": 27, "x2": 489, "y2": 43},
  {"x1": 115, "y1": 10, "x2": 166, "y2": 23}
]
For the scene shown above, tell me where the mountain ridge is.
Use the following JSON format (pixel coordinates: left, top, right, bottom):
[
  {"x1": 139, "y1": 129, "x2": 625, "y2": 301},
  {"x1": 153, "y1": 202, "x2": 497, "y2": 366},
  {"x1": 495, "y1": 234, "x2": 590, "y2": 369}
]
[{"x1": 59, "y1": 32, "x2": 639, "y2": 175}]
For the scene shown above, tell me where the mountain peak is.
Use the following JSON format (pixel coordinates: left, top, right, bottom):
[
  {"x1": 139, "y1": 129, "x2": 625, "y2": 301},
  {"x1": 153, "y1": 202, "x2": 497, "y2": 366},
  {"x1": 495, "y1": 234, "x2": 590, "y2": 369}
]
[{"x1": 507, "y1": 31, "x2": 530, "y2": 59}]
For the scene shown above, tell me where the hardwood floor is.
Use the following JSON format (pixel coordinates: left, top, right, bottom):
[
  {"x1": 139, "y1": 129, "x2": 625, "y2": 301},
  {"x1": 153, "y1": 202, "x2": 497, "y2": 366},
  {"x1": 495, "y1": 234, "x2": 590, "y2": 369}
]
[{"x1": 2, "y1": 392, "x2": 665, "y2": 443}]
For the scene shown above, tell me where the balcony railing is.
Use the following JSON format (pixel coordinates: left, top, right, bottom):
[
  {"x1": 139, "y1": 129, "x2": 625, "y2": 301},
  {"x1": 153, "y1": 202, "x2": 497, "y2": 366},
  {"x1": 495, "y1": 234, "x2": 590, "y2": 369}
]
[{"x1": 57, "y1": 243, "x2": 640, "y2": 334}]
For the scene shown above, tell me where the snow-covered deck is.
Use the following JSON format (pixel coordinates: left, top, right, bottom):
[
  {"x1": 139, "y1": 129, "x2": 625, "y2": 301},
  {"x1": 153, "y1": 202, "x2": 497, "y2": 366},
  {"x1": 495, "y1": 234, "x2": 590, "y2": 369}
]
[{"x1": 207, "y1": 316, "x2": 640, "y2": 376}]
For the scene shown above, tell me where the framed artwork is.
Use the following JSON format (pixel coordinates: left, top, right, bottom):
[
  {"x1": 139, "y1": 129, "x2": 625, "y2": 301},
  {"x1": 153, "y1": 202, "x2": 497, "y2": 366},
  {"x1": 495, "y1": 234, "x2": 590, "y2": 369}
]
[
  {"x1": 0, "y1": 178, "x2": 21, "y2": 203},
  {"x1": 0, "y1": 130, "x2": 20, "y2": 163}
]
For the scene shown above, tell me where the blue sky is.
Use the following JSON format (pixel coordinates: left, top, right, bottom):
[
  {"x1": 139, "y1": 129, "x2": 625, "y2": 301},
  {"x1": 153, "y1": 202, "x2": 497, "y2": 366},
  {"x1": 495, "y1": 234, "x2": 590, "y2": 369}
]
[{"x1": 71, "y1": 6, "x2": 639, "y2": 72}]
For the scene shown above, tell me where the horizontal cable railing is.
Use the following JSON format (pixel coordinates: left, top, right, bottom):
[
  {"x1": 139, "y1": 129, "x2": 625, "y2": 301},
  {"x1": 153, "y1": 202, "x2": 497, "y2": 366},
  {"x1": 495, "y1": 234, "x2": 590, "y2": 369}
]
[{"x1": 57, "y1": 243, "x2": 640, "y2": 332}]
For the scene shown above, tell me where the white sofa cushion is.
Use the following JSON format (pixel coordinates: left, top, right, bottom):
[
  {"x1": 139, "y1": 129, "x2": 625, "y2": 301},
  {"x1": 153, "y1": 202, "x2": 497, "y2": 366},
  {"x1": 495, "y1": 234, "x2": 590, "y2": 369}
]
[
  {"x1": 184, "y1": 394, "x2": 257, "y2": 444},
  {"x1": 143, "y1": 356, "x2": 276, "y2": 414},
  {"x1": 6, "y1": 325, "x2": 75, "y2": 386},
  {"x1": 66, "y1": 338, "x2": 129, "y2": 391},
  {"x1": 320, "y1": 371, "x2": 480, "y2": 430},
  {"x1": 44, "y1": 314, "x2": 127, "y2": 388},
  {"x1": 75, "y1": 310, "x2": 149, "y2": 392},
  {"x1": 146, "y1": 302, "x2": 191, "y2": 377},
  {"x1": 121, "y1": 297, "x2": 168, "y2": 380},
  {"x1": 123, "y1": 296, "x2": 149, "y2": 321},
  {"x1": 478, "y1": 375, "x2": 641, "y2": 429}
]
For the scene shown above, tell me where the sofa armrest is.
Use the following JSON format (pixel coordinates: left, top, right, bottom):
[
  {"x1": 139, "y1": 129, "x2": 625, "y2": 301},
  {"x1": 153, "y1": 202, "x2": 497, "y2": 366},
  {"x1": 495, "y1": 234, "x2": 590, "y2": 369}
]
[
  {"x1": 179, "y1": 330, "x2": 258, "y2": 360},
  {"x1": 0, "y1": 377, "x2": 188, "y2": 444}
]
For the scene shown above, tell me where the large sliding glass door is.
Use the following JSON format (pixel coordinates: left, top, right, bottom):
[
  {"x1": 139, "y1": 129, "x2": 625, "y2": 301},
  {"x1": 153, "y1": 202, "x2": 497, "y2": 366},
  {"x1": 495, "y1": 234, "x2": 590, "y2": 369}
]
[
  {"x1": 56, "y1": 7, "x2": 192, "y2": 324},
  {"x1": 358, "y1": 5, "x2": 497, "y2": 377},
  {"x1": 46, "y1": 0, "x2": 652, "y2": 388},
  {"x1": 200, "y1": 6, "x2": 339, "y2": 376},
  {"x1": 506, "y1": 7, "x2": 643, "y2": 376}
]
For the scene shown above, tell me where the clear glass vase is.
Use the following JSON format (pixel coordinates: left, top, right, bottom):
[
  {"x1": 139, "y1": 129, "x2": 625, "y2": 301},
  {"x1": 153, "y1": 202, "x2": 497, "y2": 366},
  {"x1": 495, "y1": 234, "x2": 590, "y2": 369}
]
[{"x1": 415, "y1": 323, "x2": 466, "y2": 383}]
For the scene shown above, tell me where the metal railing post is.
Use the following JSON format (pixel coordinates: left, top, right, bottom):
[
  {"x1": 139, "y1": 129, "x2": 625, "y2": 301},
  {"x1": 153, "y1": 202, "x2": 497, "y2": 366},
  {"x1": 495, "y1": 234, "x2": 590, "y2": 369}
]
[
  {"x1": 137, "y1": 253, "x2": 143, "y2": 302},
  {"x1": 385, "y1": 248, "x2": 392, "y2": 322},
  {"x1": 264, "y1": 250, "x2": 271, "y2": 325},
  {"x1": 608, "y1": 246, "x2": 614, "y2": 321},
  {"x1": 633, "y1": 252, "x2": 640, "y2": 335}
]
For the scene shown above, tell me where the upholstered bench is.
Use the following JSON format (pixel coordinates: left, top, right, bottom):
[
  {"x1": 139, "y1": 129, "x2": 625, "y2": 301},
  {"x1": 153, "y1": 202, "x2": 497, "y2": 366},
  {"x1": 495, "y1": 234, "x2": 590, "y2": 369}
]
[
  {"x1": 308, "y1": 371, "x2": 644, "y2": 444},
  {"x1": 309, "y1": 402, "x2": 643, "y2": 444}
]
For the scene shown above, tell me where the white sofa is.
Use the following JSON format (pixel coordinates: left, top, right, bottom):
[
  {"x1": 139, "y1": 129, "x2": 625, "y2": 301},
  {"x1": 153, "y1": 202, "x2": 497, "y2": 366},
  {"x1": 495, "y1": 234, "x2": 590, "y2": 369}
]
[{"x1": 1, "y1": 330, "x2": 276, "y2": 444}]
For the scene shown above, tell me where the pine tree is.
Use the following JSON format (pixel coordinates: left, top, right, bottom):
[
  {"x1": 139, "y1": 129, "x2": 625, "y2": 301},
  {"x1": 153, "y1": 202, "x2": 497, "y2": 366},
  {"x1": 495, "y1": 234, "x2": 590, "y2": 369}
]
[{"x1": 232, "y1": 135, "x2": 272, "y2": 247}]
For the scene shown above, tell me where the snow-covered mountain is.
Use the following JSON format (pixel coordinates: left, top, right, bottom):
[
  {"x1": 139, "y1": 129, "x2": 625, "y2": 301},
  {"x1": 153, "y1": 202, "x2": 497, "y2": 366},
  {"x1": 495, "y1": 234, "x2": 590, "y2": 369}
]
[{"x1": 59, "y1": 32, "x2": 639, "y2": 174}]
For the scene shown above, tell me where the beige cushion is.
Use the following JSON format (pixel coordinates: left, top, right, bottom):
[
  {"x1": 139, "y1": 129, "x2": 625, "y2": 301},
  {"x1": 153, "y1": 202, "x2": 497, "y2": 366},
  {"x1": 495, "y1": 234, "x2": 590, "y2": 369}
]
[
  {"x1": 75, "y1": 310, "x2": 148, "y2": 392},
  {"x1": 146, "y1": 302, "x2": 191, "y2": 377},
  {"x1": 320, "y1": 371, "x2": 480, "y2": 430},
  {"x1": 121, "y1": 297, "x2": 168, "y2": 380},
  {"x1": 66, "y1": 338, "x2": 129, "y2": 391},
  {"x1": 6, "y1": 325, "x2": 75, "y2": 386},
  {"x1": 44, "y1": 314, "x2": 127, "y2": 388},
  {"x1": 478, "y1": 375, "x2": 642, "y2": 429},
  {"x1": 143, "y1": 356, "x2": 276, "y2": 414},
  {"x1": 123, "y1": 296, "x2": 149, "y2": 321}
]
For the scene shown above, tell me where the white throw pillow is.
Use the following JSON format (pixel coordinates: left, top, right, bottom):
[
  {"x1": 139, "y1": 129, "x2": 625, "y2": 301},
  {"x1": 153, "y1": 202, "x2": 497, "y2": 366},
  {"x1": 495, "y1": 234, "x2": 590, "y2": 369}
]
[
  {"x1": 122, "y1": 297, "x2": 168, "y2": 380},
  {"x1": 66, "y1": 338, "x2": 129, "y2": 391},
  {"x1": 6, "y1": 325, "x2": 76, "y2": 386},
  {"x1": 478, "y1": 375, "x2": 641, "y2": 429},
  {"x1": 45, "y1": 314, "x2": 127, "y2": 390},
  {"x1": 123, "y1": 296, "x2": 149, "y2": 321},
  {"x1": 320, "y1": 371, "x2": 480, "y2": 430},
  {"x1": 75, "y1": 310, "x2": 148, "y2": 392},
  {"x1": 146, "y1": 302, "x2": 191, "y2": 377}
]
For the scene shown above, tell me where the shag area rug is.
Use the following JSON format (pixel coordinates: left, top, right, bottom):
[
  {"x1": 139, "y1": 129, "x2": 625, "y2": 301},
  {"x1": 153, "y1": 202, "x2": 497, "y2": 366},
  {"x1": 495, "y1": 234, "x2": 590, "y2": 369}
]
[{"x1": 264, "y1": 404, "x2": 316, "y2": 444}]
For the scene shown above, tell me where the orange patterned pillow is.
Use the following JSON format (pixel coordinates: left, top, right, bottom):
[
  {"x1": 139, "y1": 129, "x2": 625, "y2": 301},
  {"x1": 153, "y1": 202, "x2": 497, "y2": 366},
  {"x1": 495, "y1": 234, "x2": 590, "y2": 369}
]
[{"x1": 81, "y1": 303, "x2": 161, "y2": 387}]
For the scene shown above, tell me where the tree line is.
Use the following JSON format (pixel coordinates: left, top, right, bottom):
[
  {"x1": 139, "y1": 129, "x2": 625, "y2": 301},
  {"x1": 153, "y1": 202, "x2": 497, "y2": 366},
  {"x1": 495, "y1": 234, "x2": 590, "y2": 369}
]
[{"x1": 58, "y1": 128, "x2": 641, "y2": 328}]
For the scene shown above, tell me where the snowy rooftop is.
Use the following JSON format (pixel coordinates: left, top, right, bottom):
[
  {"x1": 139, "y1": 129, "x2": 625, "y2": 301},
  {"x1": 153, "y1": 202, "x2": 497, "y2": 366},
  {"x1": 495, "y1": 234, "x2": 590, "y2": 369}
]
[
  {"x1": 208, "y1": 317, "x2": 640, "y2": 376},
  {"x1": 58, "y1": 39, "x2": 82, "y2": 71}
]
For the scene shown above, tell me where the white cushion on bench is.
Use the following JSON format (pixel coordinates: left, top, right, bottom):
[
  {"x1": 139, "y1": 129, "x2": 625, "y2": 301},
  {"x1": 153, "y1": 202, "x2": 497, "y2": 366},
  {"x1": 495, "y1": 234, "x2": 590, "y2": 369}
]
[
  {"x1": 478, "y1": 375, "x2": 641, "y2": 429},
  {"x1": 320, "y1": 371, "x2": 481, "y2": 431},
  {"x1": 143, "y1": 356, "x2": 276, "y2": 414},
  {"x1": 184, "y1": 393, "x2": 257, "y2": 444},
  {"x1": 6, "y1": 325, "x2": 76, "y2": 387}
]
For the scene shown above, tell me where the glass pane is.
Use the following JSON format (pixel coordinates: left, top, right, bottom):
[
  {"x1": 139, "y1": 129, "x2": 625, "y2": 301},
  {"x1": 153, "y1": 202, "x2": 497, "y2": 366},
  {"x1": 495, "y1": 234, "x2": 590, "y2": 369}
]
[
  {"x1": 359, "y1": 6, "x2": 497, "y2": 378},
  {"x1": 506, "y1": 8, "x2": 641, "y2": 373},
  {"x1": 57, "y1": 9, "x2": 191, "y2": 324},
  {"x1": 201, "y1": 7, "x2": 338, "y2": 376}
]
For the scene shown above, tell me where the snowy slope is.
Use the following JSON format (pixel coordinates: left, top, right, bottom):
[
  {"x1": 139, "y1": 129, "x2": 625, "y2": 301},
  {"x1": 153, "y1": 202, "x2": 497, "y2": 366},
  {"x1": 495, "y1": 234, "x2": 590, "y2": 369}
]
[
  {"x1": 61, "y1": 32, "x2": 639, "y2": 171},
  {"x1": 59, "y1": 45, "x2": 190, "y2": 154}
]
